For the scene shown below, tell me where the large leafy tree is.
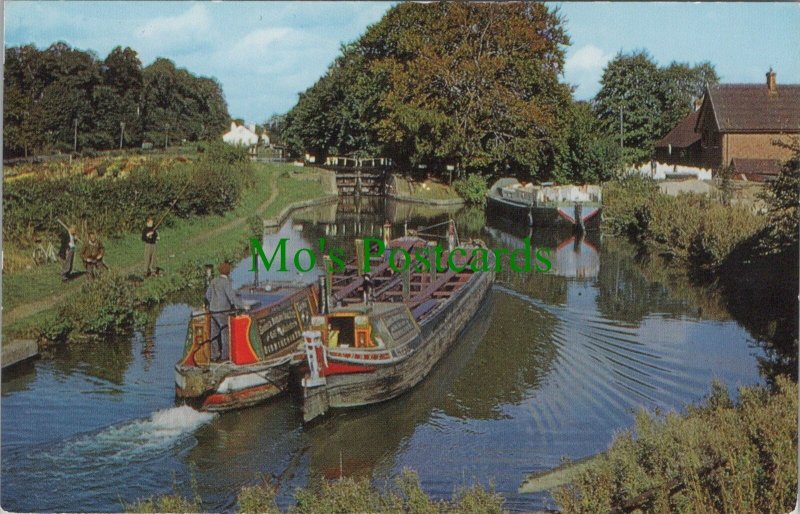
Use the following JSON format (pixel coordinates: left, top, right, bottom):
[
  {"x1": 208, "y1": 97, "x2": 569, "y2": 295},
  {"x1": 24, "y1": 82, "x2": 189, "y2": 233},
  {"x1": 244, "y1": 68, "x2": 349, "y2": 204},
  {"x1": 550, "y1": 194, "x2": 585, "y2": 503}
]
[
  {"x1": 553, "y1": 101, "x2": 622, "y2": 183},
  {"x1": 594, "y1": 51, "x2": 718, "y2": 166},
  {"x1": 594, "y1": 51, "x2": 662, "y2": 166},
  {"x1": 3, "y1": 43, "x2": 231, "y2": 156},
  {"x1": 284, "y1": 2, "x2": 572, "y2": 179}
]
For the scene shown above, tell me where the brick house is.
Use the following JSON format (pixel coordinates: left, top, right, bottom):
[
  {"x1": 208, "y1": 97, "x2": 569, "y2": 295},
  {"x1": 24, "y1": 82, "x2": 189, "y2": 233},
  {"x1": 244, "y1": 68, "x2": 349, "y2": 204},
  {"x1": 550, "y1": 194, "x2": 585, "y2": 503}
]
[{"x1": 656, "y1": 70, "x2": 800, "y2": 181}]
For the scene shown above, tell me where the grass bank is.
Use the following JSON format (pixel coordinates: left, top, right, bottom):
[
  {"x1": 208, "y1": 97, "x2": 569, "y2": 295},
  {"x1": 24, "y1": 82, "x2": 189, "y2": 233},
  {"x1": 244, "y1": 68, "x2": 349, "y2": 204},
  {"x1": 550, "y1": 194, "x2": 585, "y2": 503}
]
[
  {"x1": 125, "y1": 469, "x2": 504, "y2": 514},
  {"x1": 3, "y1": 162, "x2": 330, "y2": 341},
  {"x1": 553, "y1": 376, "x2": 797, "y2": 513}
]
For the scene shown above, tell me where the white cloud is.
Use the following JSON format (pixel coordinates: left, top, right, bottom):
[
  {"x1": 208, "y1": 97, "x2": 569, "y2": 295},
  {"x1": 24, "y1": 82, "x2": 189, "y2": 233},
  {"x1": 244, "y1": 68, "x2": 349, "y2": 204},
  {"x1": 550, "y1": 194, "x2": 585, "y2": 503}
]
[
  {"x1": 133, "y1": 4, "x2": 214, "y2": 54},
  {"x1": 564, "y1": 45, "x2": 614, "y2": 100},
  {"x1": 565, "y1": 45, "x2": 613, "y2": 75}
]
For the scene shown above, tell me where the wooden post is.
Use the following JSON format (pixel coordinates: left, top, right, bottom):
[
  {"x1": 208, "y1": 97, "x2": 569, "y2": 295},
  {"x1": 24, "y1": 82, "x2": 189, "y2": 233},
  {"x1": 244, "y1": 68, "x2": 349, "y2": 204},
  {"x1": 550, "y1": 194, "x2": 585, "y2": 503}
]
[
  {"x1": 427, "y1": 241, "x2": 437, "y2": 284},
  {"x1": 355, "y1": 238, "x2": 365, "y2": 275},
  {"x1": 402, "y1": 266, "x2": 410, "y2": 302}
]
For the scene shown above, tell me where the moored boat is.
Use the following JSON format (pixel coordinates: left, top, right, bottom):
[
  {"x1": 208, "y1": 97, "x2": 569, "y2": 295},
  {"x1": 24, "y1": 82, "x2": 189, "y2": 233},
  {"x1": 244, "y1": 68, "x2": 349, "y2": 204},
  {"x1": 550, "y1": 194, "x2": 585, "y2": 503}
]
[
  {"x1": 175, "y1": 281, "x2": 319, "y2": 411},
  {"x1": 486, "y1": 178, "x2": 602, "y2": 231},
  {"x1": 300, "y1": 236, "x2": 496, "y2": 422}
]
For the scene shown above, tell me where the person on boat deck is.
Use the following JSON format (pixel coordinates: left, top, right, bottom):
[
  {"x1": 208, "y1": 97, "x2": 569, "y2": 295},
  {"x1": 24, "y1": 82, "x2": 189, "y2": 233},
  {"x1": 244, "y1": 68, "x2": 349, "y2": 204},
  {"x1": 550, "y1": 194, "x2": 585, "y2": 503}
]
[
  {"x1": 81, "y1": 232, "x2": 105, "y2": 280},
  {"x1": 362, "y1": 273, "x2": 374, "y2": 303},
  {"x1": 142, "y1": 217, "x2": 159, "y2": 277},
  {"x1": 205, "y1": 262, "x2": 244, "y2": 362},
  {"x1": 327, "y1": 323, "x2": 339, "y2": 348}
]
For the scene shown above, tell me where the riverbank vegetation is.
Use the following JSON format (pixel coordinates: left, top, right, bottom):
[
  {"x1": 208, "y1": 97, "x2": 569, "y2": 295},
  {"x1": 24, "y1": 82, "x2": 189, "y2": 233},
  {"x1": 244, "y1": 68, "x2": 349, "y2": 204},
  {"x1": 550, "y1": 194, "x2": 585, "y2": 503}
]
[
  {"x1": 126, "y1": 469, "x2": 504, "y2": 514},
  {"x1": 4, "y1": 43, "x2": 229, "y2": 157},
  {"x1": 3, "y1": 158, "x2": 330, "y2": 342},
  {"x1": 554, "y1": 376, "x2": 797, "y2": 513},
  {"x1": 603, "y1": 141, "x2": 798, "y2": 272}
]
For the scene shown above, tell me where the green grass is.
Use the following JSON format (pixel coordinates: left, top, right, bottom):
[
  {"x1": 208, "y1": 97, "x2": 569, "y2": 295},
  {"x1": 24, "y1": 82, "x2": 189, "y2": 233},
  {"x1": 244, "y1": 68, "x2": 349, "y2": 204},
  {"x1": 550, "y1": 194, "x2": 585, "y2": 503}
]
[
  {"x1": 2, "y1": 162, "x2": 331, "y2": 338},
  {"x1": 262, "y1": 169, "x2": 328, "y2": 219},
  {"x1": 407, "y1": 180, "x2": 461, "y2": 201}
]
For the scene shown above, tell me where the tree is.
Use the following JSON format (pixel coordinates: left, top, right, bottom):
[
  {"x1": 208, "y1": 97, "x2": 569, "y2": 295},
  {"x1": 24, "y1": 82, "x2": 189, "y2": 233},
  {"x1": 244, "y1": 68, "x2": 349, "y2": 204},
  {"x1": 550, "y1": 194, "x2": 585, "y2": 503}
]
[
  {"x1": 594, "y1": 52, "x2": 719, "y2": 166},
  {"x1": 657, "y1": 61, "x2": 718, "y2": 136},
  {"x1": 3, "y1": 43, "x2": 229, "y2": 156},
  {"x1": 760, "y1": 138, "x2": 800, "y2": 254},
  {"x1": 283, "y1": 2, "x2": 572, "y2": 179},
  {"x1": 553, "y1": 101, "x2": 622, "y2": 183},
  {"x1": 594, "y1": 51, "x2": 662, "y2": 166}
]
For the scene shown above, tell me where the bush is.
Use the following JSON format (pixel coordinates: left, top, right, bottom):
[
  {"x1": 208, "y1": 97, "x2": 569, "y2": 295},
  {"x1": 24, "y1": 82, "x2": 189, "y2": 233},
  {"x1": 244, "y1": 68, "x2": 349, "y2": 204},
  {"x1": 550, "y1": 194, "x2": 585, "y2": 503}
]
[
  {"x1": 553, "y1": 377, "x2": 797, "y2": 514},
  {"x1": 453, "y1": 173, "x2": 488, "y2": 205},
  {"x1": 3, "y1": 152, "x2": 253, "y2": 245},
  {"x1": 602, "y1": 176, "x2": 765, "y2": 269}
]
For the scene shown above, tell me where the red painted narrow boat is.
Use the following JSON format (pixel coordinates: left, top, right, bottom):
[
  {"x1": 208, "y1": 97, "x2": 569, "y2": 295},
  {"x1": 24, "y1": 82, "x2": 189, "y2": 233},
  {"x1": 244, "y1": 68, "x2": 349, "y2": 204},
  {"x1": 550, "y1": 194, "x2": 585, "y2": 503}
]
[{"x1": 174, "y1": 282, "x2": 319, "y2": 412}]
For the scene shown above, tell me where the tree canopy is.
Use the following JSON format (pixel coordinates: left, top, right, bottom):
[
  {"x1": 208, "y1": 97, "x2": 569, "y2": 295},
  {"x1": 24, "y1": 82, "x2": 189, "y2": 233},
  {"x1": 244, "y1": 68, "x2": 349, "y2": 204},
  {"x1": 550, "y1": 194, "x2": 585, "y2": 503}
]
[
  {"x1": 283, "y1": 2, "x2": 574, "y2": 180},
  {"x1": 594, "y1": 51, "x2": 718, "y2": 165},
  {"x1": 3, "y1": 43, "x2": 230, "y2": 157}
]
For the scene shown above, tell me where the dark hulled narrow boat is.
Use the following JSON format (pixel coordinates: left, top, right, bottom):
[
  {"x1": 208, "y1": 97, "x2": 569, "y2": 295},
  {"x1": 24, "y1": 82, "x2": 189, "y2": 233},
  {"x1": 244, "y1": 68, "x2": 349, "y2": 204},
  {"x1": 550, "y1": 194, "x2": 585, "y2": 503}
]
[
  {"x1": 300, "y1": 236, "x2": 495, "y2": 422},
  {"x1": 175, "y1": 282, "x2": 319, "y2": 411},
  {"x1": 487, "y1": 178, "x2": 602, "y2": 231}
]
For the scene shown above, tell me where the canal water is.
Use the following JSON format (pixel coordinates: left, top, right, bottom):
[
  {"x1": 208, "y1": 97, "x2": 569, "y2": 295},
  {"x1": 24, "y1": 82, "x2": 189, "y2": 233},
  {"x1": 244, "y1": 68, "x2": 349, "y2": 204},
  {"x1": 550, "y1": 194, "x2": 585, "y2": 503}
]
[{"x1": 1, "y1": 198, "x2": 774, "y2": 512}]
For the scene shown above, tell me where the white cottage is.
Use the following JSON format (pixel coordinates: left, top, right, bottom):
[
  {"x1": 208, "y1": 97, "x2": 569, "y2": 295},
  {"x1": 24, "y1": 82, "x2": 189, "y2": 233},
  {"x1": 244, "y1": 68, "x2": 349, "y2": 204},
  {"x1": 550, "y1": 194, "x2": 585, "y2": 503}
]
[{"x1": 222, "y1": 122, "x2": 259, "y2": 147}]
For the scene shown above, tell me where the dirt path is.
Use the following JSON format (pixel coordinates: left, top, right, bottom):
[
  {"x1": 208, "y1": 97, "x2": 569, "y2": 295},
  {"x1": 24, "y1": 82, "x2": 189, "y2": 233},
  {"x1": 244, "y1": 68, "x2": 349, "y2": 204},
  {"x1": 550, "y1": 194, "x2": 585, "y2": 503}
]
[{"x1": 3, "y1": 172, "x2": 280, "y2": 327}]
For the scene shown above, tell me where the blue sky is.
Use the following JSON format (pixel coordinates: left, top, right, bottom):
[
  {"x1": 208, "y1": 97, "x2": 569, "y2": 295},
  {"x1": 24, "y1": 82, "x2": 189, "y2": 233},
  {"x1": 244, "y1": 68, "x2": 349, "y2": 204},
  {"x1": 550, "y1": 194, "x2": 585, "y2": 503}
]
[{"x1": 5, "y1": 2, "x2": 799, "y2": 122}]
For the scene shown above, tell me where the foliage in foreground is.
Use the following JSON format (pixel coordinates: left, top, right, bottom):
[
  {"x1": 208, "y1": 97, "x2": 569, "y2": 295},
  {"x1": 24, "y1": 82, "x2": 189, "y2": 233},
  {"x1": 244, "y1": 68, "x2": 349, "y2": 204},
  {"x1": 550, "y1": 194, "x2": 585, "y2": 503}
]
[
  {"x1": 554, "y1": 376, "x2": 797, "y2": 514},
  {"x1": 127, "y1": 469, "x2": 504, "y2": 514},
  {"x1": 602, "y1": 174, "x2": 766, "y2": 269}
]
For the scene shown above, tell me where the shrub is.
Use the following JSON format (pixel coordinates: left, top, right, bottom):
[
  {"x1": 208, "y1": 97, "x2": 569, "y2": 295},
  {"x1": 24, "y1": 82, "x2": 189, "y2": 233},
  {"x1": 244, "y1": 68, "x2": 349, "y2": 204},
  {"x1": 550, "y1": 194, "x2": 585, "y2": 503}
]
[
  {"x1": 3, "y1": 152, "x2": 253, "y2": 245},
  {"x1": 553, "y1": 376, "x2": 797, "y2": 514},
  {"x1": 453, "y1": 173, "x2": 488, "y2": 205}
]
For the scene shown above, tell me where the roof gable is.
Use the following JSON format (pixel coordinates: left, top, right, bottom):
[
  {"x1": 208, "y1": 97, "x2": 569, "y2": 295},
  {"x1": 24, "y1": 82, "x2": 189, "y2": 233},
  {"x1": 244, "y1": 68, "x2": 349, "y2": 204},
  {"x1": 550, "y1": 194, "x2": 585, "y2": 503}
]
[
  {"x1": 705, "y1": 83, "x2": 800, "y2": 133},
  {"x1": 656, "y1": 110, "x2": 700, "y2": 148}
]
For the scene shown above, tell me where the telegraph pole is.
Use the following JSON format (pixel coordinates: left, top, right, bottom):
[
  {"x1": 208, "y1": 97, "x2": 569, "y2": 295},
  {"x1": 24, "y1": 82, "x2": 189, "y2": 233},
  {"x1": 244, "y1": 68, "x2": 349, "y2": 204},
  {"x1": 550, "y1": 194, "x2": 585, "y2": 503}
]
[
  {"x1": 119, "y1": 122, "x2": 125, "y2": 150},
  {"x1": 619, "y1": 106, "x2": 623, "y2": 152},
  {"x1": 73, "y1": 118, "x2": 78, "y2": 152}
]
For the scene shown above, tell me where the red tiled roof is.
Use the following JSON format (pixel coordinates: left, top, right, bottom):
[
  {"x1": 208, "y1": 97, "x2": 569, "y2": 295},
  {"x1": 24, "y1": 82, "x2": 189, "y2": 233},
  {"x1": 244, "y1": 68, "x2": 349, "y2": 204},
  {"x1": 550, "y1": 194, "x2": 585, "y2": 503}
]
[
  {"x1": 731, "y1": 158, "x2": 783, "y2": 177},
  {"x1": 655, "y1": 110, "x2": 700, "y2": 148},
  {"x1": 703, "y1": 84, "x2": 800, "y2": 133}
]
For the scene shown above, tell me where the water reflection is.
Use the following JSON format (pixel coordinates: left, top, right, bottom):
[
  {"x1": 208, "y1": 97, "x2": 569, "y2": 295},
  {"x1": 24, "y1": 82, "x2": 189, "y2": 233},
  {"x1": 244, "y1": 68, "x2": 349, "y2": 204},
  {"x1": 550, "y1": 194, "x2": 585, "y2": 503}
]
[{"x1": 1, "y1": 198, "x2": 789, "y2": 513}]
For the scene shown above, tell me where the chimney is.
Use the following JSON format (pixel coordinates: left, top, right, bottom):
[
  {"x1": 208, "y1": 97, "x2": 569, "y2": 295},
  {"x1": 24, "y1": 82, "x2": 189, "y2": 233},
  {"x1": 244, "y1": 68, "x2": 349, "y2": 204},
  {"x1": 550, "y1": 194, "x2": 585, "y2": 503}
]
[
  {"x1": 767, "y1": 68, "x2": 777, "y2": 95},
  {"x1": 230, "y1": 121, "x2": 237, "y2": 131}
]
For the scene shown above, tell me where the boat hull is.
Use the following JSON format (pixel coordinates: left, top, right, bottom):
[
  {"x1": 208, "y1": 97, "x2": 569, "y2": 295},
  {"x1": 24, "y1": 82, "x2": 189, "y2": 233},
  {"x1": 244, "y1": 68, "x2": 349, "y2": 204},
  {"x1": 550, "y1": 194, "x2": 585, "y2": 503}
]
[
  {"x1": 303, "y1": 266, "x2": 495, "y2": 419},
  {"x1": 486, "y1": 193, "x2": 601, "y2": 231},
  {"x1": 175, "y1": 360, "x2": 290, "y2": 412}
]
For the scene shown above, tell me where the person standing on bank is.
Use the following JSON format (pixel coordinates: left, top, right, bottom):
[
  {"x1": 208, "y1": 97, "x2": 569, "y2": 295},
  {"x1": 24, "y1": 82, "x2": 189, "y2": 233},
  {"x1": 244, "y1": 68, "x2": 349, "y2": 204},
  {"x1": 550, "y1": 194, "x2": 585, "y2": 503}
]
[
  {"x1": 142, "y1": 217, "x2": 159, "y2": 277},
  {"x1": 205, "y1": 262, "x2": 244, "y2": 362},
  {"x1": 81, "y1": 232, "x2": 105, "y2": 279},
  {"x1": 60, "y1": 225, "x2": 78, "y2": 281}
]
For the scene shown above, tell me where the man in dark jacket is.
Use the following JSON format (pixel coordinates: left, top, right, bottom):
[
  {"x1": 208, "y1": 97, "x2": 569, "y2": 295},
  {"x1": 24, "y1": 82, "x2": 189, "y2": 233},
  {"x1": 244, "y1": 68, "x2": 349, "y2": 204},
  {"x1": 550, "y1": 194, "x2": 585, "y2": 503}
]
[
  {"x1": 205, "y1": 262, "x2": 244, "y2": 362},
  {"x1": 142, "y1": 217, "x2": 159, "y2": 277}
]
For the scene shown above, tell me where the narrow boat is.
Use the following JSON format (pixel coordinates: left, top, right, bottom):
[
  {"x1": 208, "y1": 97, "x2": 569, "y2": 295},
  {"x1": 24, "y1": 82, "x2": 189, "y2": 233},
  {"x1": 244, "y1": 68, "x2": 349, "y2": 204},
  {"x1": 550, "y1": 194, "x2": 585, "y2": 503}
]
[
  {"x1": 174, "y1": 281, "x2": 319, "y2": 411},
  {"x1": 486, "y1": 178, "x2": 602, "y2": 231},
  {"x1": 300, "y1": 235, "x2": 495, "y2": 422}
]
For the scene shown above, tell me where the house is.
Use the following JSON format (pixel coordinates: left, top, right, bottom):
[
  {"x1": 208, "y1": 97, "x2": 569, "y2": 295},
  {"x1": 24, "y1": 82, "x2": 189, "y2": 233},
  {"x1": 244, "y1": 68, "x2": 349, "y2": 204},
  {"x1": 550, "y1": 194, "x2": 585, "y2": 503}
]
[
  {"x1": 222, "y1": 122, "x2": 259, "y2": 147},
  {"x1": 656, "y1": 70, "x2": 800, "y2": 181}
]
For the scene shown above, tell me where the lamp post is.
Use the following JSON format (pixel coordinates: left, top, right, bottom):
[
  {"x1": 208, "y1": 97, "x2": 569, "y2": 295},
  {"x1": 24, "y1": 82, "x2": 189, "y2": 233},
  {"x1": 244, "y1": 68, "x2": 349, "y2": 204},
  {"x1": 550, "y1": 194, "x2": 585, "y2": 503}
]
[{"x1": 119, "y1": 122, "x2": 126, "y2": 150}]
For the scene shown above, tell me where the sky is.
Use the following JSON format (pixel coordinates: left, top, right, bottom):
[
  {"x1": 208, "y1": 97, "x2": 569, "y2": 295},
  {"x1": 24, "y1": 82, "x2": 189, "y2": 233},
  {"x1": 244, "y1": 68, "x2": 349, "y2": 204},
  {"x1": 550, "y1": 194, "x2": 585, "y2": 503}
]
[{"x1": 4, "y1": 2, "x2": 799, "y2": 122}]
